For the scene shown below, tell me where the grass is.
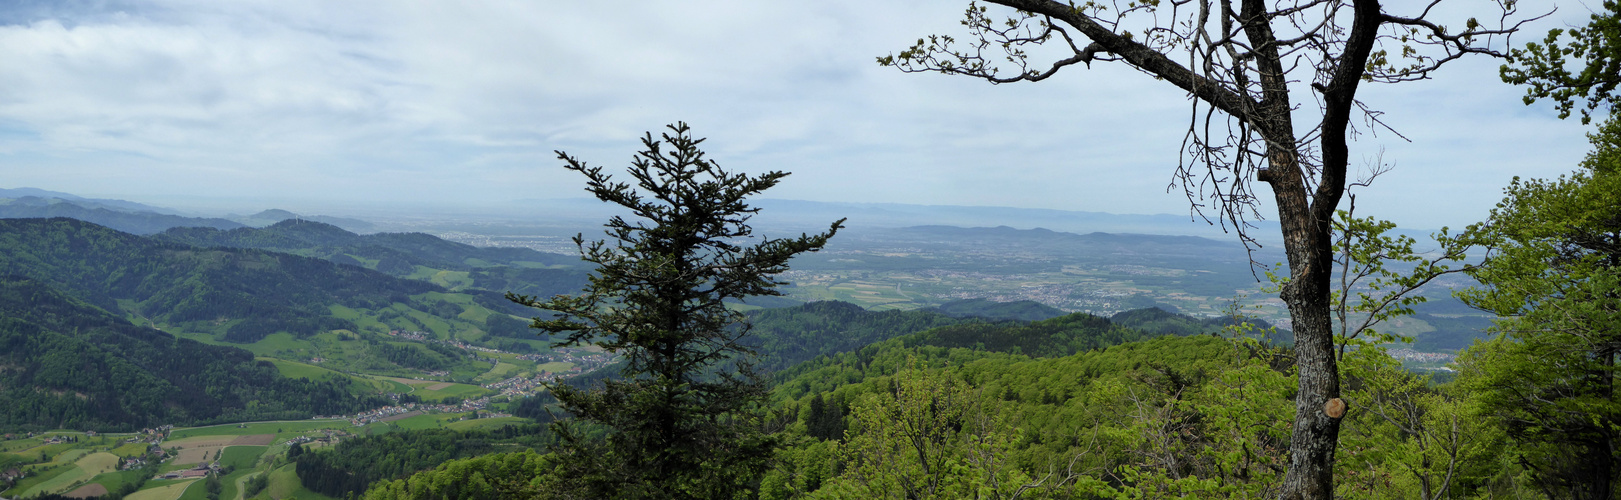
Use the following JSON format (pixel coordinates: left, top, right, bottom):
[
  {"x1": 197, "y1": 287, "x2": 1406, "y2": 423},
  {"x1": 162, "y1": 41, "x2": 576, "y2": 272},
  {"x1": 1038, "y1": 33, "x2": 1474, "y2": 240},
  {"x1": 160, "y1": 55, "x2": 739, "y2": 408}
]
[
  {"x1": 413, "y1": 381, "x2": 492, "y2": 401},
  {"x1": 402, "y1": 308, "x2": 455, "y2": 339},
  {"x1": 0, "y1": 437, "x2": 44, "y2": 453},
  {"x1": 218, "y1": 446, "x2": 267, "y2": 470},
  {"x1": 20, "y1": 462, "x2": 88, "y2": 497},
  {"x1": 10, "y1": 461, "x2": 74, "y2": 494},
  {"x1": 177, "y1": 478, "x2": 210, "y2": 500},
  {"x1": 168, "y1": 421, "x2": 340, "y2": 440},
  {"x1": 477, "y1": 362, "x2": 520, "y2": 382},
  {"x1": 125, "y1": 479, "x2": 199, "y2": 500},
  {"x1": 268, "y1": 358, "x2": 345, "y2": 381},
  {"x1": 265, "y1": 463, "x2": 336, "y2": 500},
  {"x1": 266, "y1": 463, "x2": 300, "y2": 499},
  {"x1": 228, "y1": 470, "x2": 258, "y2": 500},
  {"x1": 112, "y1": 442, "x2": 151, "y2": 457},
  {"x1": 407, "y1": 268, "x2": 475, "y2": 291},
  {"x1": 445, "y1": 417, "x2": 528, "y2": 431},
  {"x1": 77, "y1": 452, "x2": 119, "y2": 475},
  {"x1": 535, "y1": 361, "x2": 574, "y2": 373},
  {"x1": 354, "y1": 374, "x2": 416, "y2": 394},
  {"x1": 328, "y1": 304, "x2": 392, "y2": 333},
  {"x1": 384, "y1": 413, "x2": 453, "y2": 430},
  {"x1": 345, "y1": 254, "x2": 381, "y2": 268},
  {"x1": 243, "y1": 332, "x2": 316, "y2": 358},
  {"x1": 90, "y1": 469, "x2": 149, "y2": 494},
  {"x1": 266, "y1": 358, "x2": 394, "y2": 394}
]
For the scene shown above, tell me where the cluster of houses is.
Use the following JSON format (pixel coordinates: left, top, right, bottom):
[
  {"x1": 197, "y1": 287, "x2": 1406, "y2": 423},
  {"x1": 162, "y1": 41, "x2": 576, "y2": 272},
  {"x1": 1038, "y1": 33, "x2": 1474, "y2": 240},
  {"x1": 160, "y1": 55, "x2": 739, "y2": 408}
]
[
  {"x1": 2, "y1": 467, "x2": 23, "y2": 487},
  {"x1": 344, "y1": 404, "x2": 421, "y2": 425},
  {"x1": 339, "y1": 396, "x2": 503, "y2": 426},
  {"x1": 1388, "y1": 348, "x2": 1458, "y2": 364},
  {"x1": 517, "y1": 348, "x2": 615, "y2": 373},
  {"x1": 283, "y1": 431, "x2": 345, "y2": 448},
  {"x1": 154, "y1": 462, "x2": 217, "y2": 480},
  {"x1": 387, "y1": 330, "x2": 430, "y2": 341}
]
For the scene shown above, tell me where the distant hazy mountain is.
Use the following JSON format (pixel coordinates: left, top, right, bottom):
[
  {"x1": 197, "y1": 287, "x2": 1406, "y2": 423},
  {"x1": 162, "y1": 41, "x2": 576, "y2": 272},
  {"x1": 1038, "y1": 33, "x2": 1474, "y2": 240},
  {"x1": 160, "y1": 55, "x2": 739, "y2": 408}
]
[
  {"x1": 0, "y1": 187, "x2": 181, "y2": 214},
  {"x1": 153, "y1": 219, "x2": 580, "y2": 273},
  {"x1": 495, "y1": 197, "x2": 1268, "y2": 240},
  {"x1": 151, "y1": 219, "x2": 591, "y2": 306},
  {"x1": 746, "y1": 199, "x2": 1275, "y2": 240},
  {"x1": 0, "y1": 195, "x2": 244, "y2": 234},
  {"x1": 233, "y1": 208, "x2": 377, "y2": 233}
]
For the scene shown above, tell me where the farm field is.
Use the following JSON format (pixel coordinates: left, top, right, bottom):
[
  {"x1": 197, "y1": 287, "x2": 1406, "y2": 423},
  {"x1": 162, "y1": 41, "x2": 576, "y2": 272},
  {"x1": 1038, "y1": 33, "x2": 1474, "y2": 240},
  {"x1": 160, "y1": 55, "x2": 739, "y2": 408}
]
[
  {"x1": 125, "y1": 479, "x2": 198, "y2": 500},
  {"x1": 356, "y1": 374, "x2": 492, "y2": 402},
  {"x1": 3, "y1": 423, "x2": 349, "y2": 499},
  {"x1": 14, "y1": 451, "x2": 120, "y2": 497}
]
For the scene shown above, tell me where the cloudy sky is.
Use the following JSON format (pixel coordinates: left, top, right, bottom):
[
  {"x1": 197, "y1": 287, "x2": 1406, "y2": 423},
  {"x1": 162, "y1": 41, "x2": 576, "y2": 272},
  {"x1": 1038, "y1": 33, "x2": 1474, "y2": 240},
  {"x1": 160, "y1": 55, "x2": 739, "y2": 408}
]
[{"x1": 0, "y1": 0, "x2": 1601, "y2": 231}]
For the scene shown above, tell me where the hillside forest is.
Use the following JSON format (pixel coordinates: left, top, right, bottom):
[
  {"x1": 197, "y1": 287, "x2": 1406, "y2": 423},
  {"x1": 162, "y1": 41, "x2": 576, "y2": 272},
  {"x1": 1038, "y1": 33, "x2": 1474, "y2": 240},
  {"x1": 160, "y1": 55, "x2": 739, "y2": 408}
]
[{"x1": 3, "y1": 1, "x2": 1621, "y2": 500}]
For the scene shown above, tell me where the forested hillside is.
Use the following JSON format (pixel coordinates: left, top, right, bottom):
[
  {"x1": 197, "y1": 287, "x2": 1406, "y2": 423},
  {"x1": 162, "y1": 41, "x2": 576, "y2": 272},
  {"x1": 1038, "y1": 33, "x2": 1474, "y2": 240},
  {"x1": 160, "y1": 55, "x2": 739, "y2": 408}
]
[
  {"x1": 152, "y1": 219, "x2": 592, "y2": 303},
  {"x1": 294, "y1": 424, "x2": 553, "y2": 498},
  {"x1": 153, "y1": 219, "x2": 579, "y2": 273},
  {"x1": 0, "y1": 275, "x2": 387, "y2": 431},
  {"x1": 743, "y1": 301, "x2": 970, "y2": 372},
  {"x1": 0, "y1": 218, "x2": 446, "y2": 342},
  {"x1": 927, "y1": 298, "x2": 1067, "y2": 321}
]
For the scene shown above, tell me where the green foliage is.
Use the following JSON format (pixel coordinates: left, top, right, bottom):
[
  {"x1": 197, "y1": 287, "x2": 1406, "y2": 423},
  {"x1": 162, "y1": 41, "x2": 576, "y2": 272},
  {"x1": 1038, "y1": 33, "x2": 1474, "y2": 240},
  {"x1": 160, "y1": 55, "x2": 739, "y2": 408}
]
[
  {"x1": 0, "y1": 276, "x2": 386, "y2": 431},
  {"x1": 768, "y1": 331, "x2": 1225, "y2": 490},
  {"x1": 745, "y1": 300, "x2": 970, "y2": 372},
  {"x1": 510, "y1": 123, "x2": 843, "y2": 499},
  {"x1": 362, "y1": 451, "x2": 562, "y2": 500},
  {"x1": 764, "y1": 308, "x2": 1527, "y2": 500},
  {"x1": 1454, "y1": 119, "x2": 1621, "y2": 497},
  {"x1": 899, "y1": 312, "x2": 1160, "y2": 357},
  {"x1": 930, "y1": 299, "x2": 1067, "y2": 322},
  {"x1": 1501, "y1": 1, "x2": 1621, "y2": 123},
  {"x1": 154, "y1": 220, "x2": 579, "y2": 275},
  {"x1": 0, "y1": 218, "x2": 438, "y2": 342},
  {"x1": 370, "y1": 342, "x2": 455, "y2": 371},
  {"x1": 244, "y1": 472, "x2": 270, "y2": 497},
  {"x1": 1336, "y1": 346, "x2": 1503, "y2": 499},
  {"x1": 1328, "y1": 206, "x2": 1472, "y2": 356},
  {"x1": 294, "y1": 425, "x2": 551, "y2": 498},
  {"x1": 816, "y1": 361, "x2": 1054, "y2": 499}
]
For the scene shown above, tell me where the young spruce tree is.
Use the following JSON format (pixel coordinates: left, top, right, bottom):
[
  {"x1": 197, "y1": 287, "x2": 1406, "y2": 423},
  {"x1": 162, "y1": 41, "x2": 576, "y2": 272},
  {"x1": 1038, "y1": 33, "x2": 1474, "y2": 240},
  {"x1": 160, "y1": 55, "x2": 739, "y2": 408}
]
[{"x1": 509, "y1": 123, "x2": 843, "y2": 499}]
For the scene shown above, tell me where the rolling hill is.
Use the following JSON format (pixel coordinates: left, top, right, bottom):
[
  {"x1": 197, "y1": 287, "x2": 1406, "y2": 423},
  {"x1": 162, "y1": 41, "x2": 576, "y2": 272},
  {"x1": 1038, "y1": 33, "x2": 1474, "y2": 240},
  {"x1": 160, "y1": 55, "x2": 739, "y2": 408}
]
[{"x1": 0, "y1": 275, "x2": 388, "y2": 431}]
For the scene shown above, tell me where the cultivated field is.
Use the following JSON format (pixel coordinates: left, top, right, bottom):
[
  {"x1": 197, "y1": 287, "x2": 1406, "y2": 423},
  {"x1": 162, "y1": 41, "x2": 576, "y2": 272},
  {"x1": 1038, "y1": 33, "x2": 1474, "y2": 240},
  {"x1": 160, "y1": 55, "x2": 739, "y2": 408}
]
[
  {"x1": 65, "y1": 482, "x2": 108, "y2": 498},
  {"x1": 125, "y1": 479, "x2": 198, "y2": 500}
]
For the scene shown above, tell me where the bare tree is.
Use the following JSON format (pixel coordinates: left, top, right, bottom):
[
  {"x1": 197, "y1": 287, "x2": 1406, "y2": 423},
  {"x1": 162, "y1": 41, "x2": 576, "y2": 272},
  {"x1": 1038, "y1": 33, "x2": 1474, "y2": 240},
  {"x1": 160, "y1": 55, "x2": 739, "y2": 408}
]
[{"x1": 881, "y1": 1, "x2": 1535, "y2": 498}]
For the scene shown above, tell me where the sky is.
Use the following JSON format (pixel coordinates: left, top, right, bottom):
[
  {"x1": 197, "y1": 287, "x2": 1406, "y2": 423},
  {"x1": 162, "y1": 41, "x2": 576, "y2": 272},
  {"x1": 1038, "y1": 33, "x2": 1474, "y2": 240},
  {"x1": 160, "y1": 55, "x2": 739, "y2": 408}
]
[{"x1": 0, "y1": 0, "x2": 1603, "y2": 231}]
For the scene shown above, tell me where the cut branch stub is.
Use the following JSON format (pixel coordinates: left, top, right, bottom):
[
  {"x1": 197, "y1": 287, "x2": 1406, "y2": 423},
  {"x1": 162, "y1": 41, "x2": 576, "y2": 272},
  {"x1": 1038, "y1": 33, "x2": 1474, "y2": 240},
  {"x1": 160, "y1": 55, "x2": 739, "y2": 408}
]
[{"x1": 1324, "y1": 398, "x2": 1347, "y2": 419}]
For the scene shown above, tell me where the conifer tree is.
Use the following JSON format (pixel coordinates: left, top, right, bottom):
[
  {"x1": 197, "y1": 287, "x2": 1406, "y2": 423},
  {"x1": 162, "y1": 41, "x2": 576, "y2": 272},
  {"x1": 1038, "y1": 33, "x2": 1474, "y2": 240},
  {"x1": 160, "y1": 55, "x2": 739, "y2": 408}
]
[{"x1": 510, "y1": 123, "x2": 843, "y2": 499}]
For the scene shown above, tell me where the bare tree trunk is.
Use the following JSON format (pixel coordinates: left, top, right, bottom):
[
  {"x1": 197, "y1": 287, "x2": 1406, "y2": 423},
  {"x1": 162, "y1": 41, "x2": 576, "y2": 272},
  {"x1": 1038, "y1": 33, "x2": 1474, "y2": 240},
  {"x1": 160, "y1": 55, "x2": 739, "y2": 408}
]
[{"x1": 1262, "y1": 143, "x2": 1342, "y2": 500}]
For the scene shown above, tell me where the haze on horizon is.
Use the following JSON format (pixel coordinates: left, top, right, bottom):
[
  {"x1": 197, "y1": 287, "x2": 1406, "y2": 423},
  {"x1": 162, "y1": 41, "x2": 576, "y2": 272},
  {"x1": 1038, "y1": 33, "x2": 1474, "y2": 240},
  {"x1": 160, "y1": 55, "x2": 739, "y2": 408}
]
[{"x1": 0, "y1": 0, "x2": 1600, "y2": 232}]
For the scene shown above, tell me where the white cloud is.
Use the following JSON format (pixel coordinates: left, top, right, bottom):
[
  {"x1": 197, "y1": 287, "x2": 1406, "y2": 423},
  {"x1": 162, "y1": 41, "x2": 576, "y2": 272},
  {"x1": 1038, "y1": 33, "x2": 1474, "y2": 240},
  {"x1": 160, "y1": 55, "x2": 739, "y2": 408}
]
[{"x1": 0, "y1": 0, "x2": 1599, "y2": 231}]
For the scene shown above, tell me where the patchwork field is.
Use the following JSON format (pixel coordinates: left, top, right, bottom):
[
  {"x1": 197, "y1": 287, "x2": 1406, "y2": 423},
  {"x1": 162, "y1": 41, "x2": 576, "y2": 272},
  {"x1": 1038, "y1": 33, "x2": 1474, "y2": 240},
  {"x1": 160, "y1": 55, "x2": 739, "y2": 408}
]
[
  {"x1": 5, "y1": 424, "x2": 365, "y2": 500},
  {"x1": 16, "y1": 451, "x2": 119, "y2": 497},
  {"x1": 165, "y1": 435, "x2": 240, "y2": 466},
  {"x1": 65, "y1": 482, "x2": 107, "y2": 498},
  {"x1": 379, "y1": 411, "x2": 424, "y2": 423},
  {"x1": 169, "y1": 421, "x2": 336, "y2": 440},
  {"x1": 125, "y1": 479, "x2": 198, "y2": 500},
  {"x1": 228, "y1": 435, "x2": 277, "y2": 446},
  {"x1": 445, "y1": 417, "x2": 528, "y2": 431}
]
